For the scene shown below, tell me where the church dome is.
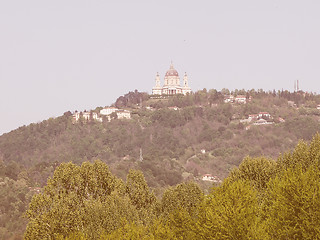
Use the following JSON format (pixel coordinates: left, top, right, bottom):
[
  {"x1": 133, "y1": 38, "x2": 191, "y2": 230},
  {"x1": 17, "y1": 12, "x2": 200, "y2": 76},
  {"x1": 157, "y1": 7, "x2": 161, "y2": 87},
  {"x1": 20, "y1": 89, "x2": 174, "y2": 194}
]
[{"x1": 165, "y1": 63, "x2": 179, "y2": 77}]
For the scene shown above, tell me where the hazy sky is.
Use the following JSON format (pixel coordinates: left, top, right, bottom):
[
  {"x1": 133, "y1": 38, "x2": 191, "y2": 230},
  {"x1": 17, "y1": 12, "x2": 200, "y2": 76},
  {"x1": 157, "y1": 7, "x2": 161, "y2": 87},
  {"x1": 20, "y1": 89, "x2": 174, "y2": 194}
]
[{"x1": 1, "y1": 0, "x2": 320, "y2": 135}]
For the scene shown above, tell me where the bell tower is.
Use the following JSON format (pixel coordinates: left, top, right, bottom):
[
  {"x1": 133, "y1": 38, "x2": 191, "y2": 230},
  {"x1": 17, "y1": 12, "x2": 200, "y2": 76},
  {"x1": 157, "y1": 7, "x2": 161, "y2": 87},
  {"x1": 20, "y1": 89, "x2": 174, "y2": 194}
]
[
  {"x1": 183, "y1": 72, "x2": 188, "y2": 87},
  {"x1": 152, "y1": 72, "x2": 162, "y2": 95},
  {"x1": 155, "y1": 72, "x2": 161, "y2": 87}
]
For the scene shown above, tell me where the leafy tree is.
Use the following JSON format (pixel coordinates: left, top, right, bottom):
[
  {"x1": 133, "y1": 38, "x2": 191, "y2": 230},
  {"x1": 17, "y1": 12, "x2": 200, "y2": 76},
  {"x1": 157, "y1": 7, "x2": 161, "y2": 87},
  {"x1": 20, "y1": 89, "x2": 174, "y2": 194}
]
[
  {"x1": 263, "y1": 166, "x2": 320, "y2": 239},
  {"x1": 195, "y1": 180, "x2": 263, "y2": 239},
  {"x1": 157, "y1": 182, "x2": 203, "y2": 239},
  {"x1": 277, "y1": 133, "x2": 320, "y2": 172},
  {"x1": 161, "y1": 182, "x2": 203, "y2": 217},
  {"x1": 24, "y1": 160, "x2": 122, "y2": 239},
  {"x1": 125, "y1": 169, "x2": 156, "y2": 210},
  {"x1": 228, "y1": 156, "x2": 277, "y2": 191}
]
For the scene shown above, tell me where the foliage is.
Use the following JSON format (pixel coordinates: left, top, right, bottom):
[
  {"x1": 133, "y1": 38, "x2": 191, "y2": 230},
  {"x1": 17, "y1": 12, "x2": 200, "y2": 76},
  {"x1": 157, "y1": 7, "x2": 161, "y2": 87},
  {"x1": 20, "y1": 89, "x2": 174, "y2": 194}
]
[
  {"x1": 263, "y1": 166, "x2": 320, "y2": 239},
  {"x1": 160, "y1": 182, "x2": 203, "y2": 217},
  {"x1": 24, "y1": 161, "x2": 150, "y2": 240},
  {"x1": 228, "y1": 156, "x2": 277, "y2": 191},
  {"x1": 195, "y1": 180, "x2": 262, "y2": 239}
]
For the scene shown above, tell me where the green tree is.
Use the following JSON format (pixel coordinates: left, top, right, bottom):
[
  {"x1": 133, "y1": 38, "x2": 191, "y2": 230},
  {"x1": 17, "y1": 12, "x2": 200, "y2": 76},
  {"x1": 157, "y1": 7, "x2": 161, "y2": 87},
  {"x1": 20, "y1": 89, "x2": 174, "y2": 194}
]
[
  {"x1": 24, "y1": 160, "x2": 125, "y2": 240},
  {"x1": 125, "y1": 169, "x2": 156, "y2": 210},
  {"x1": 160, "y1": 182, "x2": 203, "y2": 217},
  {"x1": 263, "y1": 166, "x2": 320, "y2": 239},
  {"x1": 158, "y1": 182, "x2": 203, "y2": 239},
  {"x1": 195, "y1": 180, "x2": 263, "y2": 239},
  {"x1": 228, "y1": 156, "x2": 277, "y2": 191},
  {"x1": 277, "y1": 133, "x2": 320, "y2": 172}
]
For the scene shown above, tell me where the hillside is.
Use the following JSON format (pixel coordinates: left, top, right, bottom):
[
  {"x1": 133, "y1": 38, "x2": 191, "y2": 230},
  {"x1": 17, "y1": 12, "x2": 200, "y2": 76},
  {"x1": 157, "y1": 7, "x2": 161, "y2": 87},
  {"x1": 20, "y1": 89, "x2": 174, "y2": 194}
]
[
  {"x1": 0, "y1": 88, "x2": 320, "y2": 238},
  {"x1": 1, "y1": 89, "x2": 320, "y2": 183}
]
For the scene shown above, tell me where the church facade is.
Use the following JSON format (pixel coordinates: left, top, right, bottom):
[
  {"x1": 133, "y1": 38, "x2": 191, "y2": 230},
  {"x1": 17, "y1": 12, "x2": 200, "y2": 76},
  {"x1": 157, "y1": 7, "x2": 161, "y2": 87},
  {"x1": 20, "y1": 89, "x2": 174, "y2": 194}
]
[{"x1": 152, "y1": 63, "x2": 191, "y2": 95}]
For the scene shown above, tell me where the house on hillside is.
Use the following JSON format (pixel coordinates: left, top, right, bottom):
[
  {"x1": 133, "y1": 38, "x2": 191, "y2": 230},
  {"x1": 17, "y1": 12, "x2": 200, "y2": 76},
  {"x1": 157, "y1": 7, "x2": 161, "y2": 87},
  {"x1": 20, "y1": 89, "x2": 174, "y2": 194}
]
[
  {"x1": 168, "y1": 106, "x2": 179, "y2": 111},
  {"x1": 72, "y1": 111, "x2": 102, "y2": 123},
  {"x1": 258, "y1": 112, "x2": 271, "y2": 119},
  {"x1": 224, "y1": 95, "x2": 235, "y2": 103},
  {"x1": 82, "y1": 111, "x2": 91, "y2": 121},
  {"x1": 253, "y1": 119, "x2": 273, "y2": 125},
  {"x1": 100, "y1": 107, "x2": 118, "y2": 116},
  {"x1": 202, "y1": 174, "x2": 221, "y2": 182},
  {"x1": 235, "y1": 95, "x2": 247, "y2": 104},
  {"x1": 224, "y1": 95, "x2": 250, "y2": 104},
  {"x1": 248, "y1": 114, "x2": 258, "y2": 122},
  {"x1": 116, "y1": 109, "x2": 131, "y2": 119},
  {"x1": 73, "y1": 111, "x2": 80, "y2": 122},
  {"x1": 240, "y1": 114, "x2": 258, "y2": 123},
  {"x1": 100, "y1": 107, "x2": 131, "y2": 120}
]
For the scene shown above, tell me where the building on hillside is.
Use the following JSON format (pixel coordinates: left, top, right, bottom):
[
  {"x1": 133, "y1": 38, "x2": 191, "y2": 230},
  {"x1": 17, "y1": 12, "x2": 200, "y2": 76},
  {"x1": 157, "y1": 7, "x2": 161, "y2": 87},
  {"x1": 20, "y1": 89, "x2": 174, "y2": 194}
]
[
  {"x1": 235, "y1": 95, "x2": 247, "y2": 104},
  {"x1": 73, "y1": 111, "x2": 80, "y2": 122},
  {"x1": 82, "y1": 111, "x2": 91, "y2": 121},
  {"x1": 152, "y1": 63, "x2": 191, "y2": 95},
  {"x1": 224, "y1": 95, "x2": 235, "y2": 103},
  {"x1": 258, "y1": 112, "x2": 271, "y2": 119},
  {"x1": 248, "y1": 114, "x2": 258, "y2": 122},
  {"x1": 168, "y1": 106, "x2": 179, "y2": 111},
  {"x1": 202, "y1": 174, "x2": 221, "y2": 182},
  {"x1": 240, "y1": 112, "x2": 275, "y2": 126},
  {"x1": 100, "y1": 107, "x2": 131, "y2": 120},
  {"x1": 224, "y1": 95, "x2": 250, "y2": 104},
  {"x1": 73, "y1": 111, "x2": 102, "y2": 123},
  {"x1": 253, "y1": 119, "x2": 273, "y2": 125},
  {"x1": 116, "y1": 109, "x2": 131, "y2": 119},
  {"x1": 100, "y1": 107, "x2": 118, "y2": 116}
]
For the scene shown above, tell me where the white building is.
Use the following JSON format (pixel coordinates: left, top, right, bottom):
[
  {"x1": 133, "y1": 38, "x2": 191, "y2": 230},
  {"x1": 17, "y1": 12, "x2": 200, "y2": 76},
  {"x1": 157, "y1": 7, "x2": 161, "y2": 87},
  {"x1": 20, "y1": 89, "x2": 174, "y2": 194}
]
[
  {"x1": 235, "y1": 95, "x2": 247, "y2": 104},
  {"x1": 73, "y1": 111, "x2": 80, "y2": 122},
  {"x1": 100, "y1": 107, "x2": 131, "y2": 120},
  {"x1": 82, "y1": 111, "x2": 91, "y2": 121},
  {"x1": 73, "y1": 111, "x2": 102, "y2": 123},
  {"x1": 152, "y1": 63, "x2": 191, "y2": 95},
  {"x1": 253, "y1": 119, "x2": 273, "y2": 125},
  {"x1": 116, "y1": 109, "x2": 131, "y2": 119},
  {"x1": 258, "y1": 112, "x2": 271, "y2": 119},
  {"x1": 224, "y1": 95, "x2": 248, "y2": 104},
  {"x1": 100, "y1": 107, "x2": 119, "y2": 116},
  {"x1": 202, "y1": 174, "x2": 220, "y2": 182},
  {"x1": 224, "y1": 95, "x2": 235, "y2": 103}
]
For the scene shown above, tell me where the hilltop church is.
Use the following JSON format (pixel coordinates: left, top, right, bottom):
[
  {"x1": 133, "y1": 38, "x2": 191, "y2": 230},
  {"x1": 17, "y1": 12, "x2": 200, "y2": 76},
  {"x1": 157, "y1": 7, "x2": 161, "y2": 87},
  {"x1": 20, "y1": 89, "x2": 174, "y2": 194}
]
[{"x1": 152, "y1": 63, "x2": 191, "y2": 95}]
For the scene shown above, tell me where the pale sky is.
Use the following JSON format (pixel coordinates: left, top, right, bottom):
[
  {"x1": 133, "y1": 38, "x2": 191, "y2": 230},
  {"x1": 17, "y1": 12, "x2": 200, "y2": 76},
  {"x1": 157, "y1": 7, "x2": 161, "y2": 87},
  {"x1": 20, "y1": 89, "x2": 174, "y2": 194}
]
[{"x1": 1, "y1": 0, "x2": 320, "y2": 135}]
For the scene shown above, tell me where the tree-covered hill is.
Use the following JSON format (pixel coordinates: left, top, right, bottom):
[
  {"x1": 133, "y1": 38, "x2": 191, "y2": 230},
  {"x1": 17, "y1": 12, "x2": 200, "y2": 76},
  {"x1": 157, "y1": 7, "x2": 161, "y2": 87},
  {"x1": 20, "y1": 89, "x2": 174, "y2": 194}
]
[
  {"x1": 1, "y1": 88, "x2": 320, "y2": 239},
  {"x1": 1, "y1": 88, "x2": 320, "y2": 185}
]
